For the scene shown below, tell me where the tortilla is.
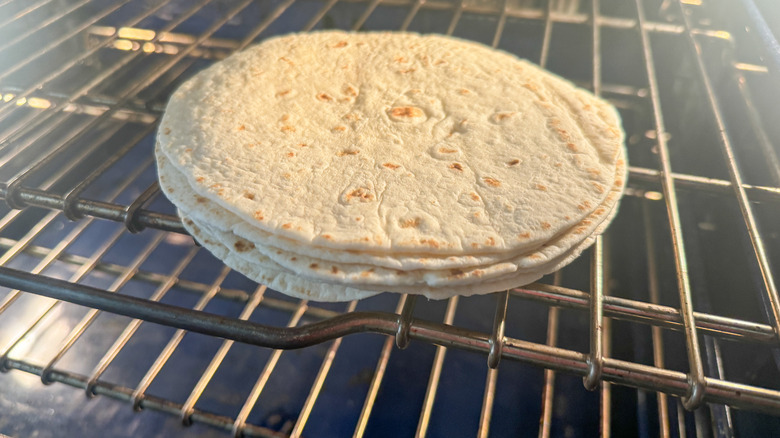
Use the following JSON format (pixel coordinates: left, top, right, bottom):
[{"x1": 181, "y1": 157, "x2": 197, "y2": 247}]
[{"x1": 158, "y1": 31, "x2": 624, "y2": 258}]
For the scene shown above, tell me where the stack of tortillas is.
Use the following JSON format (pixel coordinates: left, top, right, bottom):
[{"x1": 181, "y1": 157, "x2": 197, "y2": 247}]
[{"x1": 156, "y1": 31, "x2": 627, "y2": 302}]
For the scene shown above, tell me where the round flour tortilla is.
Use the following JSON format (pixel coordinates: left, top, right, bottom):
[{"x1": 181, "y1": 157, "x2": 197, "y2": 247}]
[
  {"x1": 158, "y1": 31, "x2": 625, "y2": 257},
  {"x1": 158, "y1": 142, "x2": 625, "y2": 272},
  {"x1": 158, "y1": 145, "x2": 519, "y2": 270},
  {"x1": 158, "y1": 145, "x2": 624, "y2": 287},
  {"x1": 182, "y1": 213, "x2": 601, "y2": 301}
]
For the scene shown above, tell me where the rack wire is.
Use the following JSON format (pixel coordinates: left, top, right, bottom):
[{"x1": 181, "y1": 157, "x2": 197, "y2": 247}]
[{"x1": 0, "y1": 0, "x2": 779, "y2": 436}]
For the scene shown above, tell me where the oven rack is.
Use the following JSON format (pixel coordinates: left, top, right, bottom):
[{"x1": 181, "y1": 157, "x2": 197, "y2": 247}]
[{"x1": 1, "y1": 0, "x2": 779, "y2": 436}]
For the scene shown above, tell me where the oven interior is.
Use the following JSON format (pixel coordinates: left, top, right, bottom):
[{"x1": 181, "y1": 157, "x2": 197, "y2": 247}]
[{"x1": 0, "y1": 0, "x2": 780, "y2": 436}]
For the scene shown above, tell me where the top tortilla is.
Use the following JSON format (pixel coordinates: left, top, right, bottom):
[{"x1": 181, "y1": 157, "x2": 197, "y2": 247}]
[{"x1": 158, "y1": 31, "x2": 624, "y2": 256}]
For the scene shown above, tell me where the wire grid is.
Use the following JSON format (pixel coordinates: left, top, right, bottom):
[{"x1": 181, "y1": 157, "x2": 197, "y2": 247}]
[{"x1": 0, "y1": 0, "x2": 779, "y2": 436}]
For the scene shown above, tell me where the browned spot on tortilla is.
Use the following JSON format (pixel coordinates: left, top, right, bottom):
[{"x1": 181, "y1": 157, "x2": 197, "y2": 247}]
[
  {"x1": 243, "y1": 192, "x2": 255, "y2": 200},
  {"x1": 394, "y1": 269, "x2": 405, "y2": 276},
  {"x1": 280, "y1": 114, "x2": 290, "y2": 122},
  {"x1": 507, "y1": 159, "x2": 520, "y2": 166},
  {"x1": 566, "y1": 143, "x2": 578, "y2": 152},
  {"x1": 290, "y1": 256, "x2": 296, "y2": 261},
  {"x1": 237, "y1": 124, "x2": 246, "y2": 131},
  {"x1": 439, "y1": 147, "x2": 460, "y2": 154},
  {"x1": 470, "y1": 192, "x2": 480, "y2": 201},
  {"x1": 275, "y1": 250, "x2": 282, "y2": 255},
  {"x1": 282, "y1": 173, "x2": 291, "y2": 179},
  {"x1": 309, "y1": 263, "x2": 318, "y2": 269},
  {"x1": 394, "y1": 56, "x2": 408, "y2": 63},
  {"x1": 541, "y1": 222, "x2": 552, "y2": 230},
  {"x1": 331, "y1": 266, "x2": 340, "y2": 273},
  {"x1": 494, "y1": 112, "x2": 516, "y2": 121},
  {"x1": 614, "y1": 178, "x2": 624, "y2": 187},
  {"x1": 592, "y1": 182, "x2": 605, "y2": 193},
  {"x1": 584, "y1": 103, "x2": 592, "y2": 110},
  {"x1": 574, "y1": 226, "x2": 587, "y2": 234},
  {"x1": 343, "y1": 113, "x2": 360, "y2": 121},
  {"x1": 346, "y1": 188, "x2": 374, "y2": 202},
  {"x1": 471, "y1": 242, "x2": 479, "y2": 248},
  {"x1": 473, "y1": 269, "x2": 485, "y2": 277},
  {"x1": 483, "y1": 177, "x2": 501, "y2": 187},
  {"x1": 523, "y1": 82, "x2": 539, "y2": 92},
  {"x1": 209, "y1": 183, "x2": 221, "y2": 189},
  {"x1": 400, "y1": 218, "x2": 421, "y2": 228},
  {"x1": 195, "y1": 196, "x2": 207, "y2": 204},
  {"x1": 355, "y1": 217, "x2": 362, "y2": 221},
  {"x1": 577, "y1": 200, "x2": 593, "y2": 211},
  {"x1": 361, "y1": 237, "x2": 370, "y2": 242},
  {"x1": 529, "y1": 253, "x2": 543, "y2": 260},
  {"x1": 184, "y1": 148, "x2": 192, "y2": 153},
  {"x1": 196, "y1": 177, "x2": 204, "y2": 183},
  {"x1": 253, "y1": 210, "x2": 264, "y2": 220},
  {"x1": 582, "y1": 220, "x2": 593, "y2": 226},
  {"x1": 323, "y1": 234, "x2": 333, "y2": 240},
  {"x1": 276, "y1": 89, "x2": 291, "y2": 97},
  {"x1": 317, "y1": 93, "x2": 333, "y2": 102},
  {"x1": 390, "y1": 107, "x2": 424, "y2": 118},
  {"x1": 217, "y1": 189, "x2": 225, "y2": 197},
  {"x1": 333, "y1": 41, "x2": 348, "y2": 48},
  {"x1": 536, "y1": 184, "x2": 548, "y2": 191},
  {"x1": 485, "y1": 237, "x2": 496, "y2": 246},
  {"x1": 473, "y1": 212, "x2": 480, "y2": 218},
  {"x1": 163, "y1": 128, "x2": 171, "y2": 135},
  {"x1": 594, "y1": 208, "x2": 606, "y2": 216},
  {"x1": 337, "y1": 149, "x2": 359, "y2": 156},
  {"x1": 564, "y1": 215, "x2": 571, "y2": 220},
  {"x1": 449, "y1": 163, "x2": 464, "y2": 171},
  {"x1": 282, "y1": 223, "x2": 292, "y2": 229},
  {"x1": 457, "y1": 88, "x2": 470, "y2": 95},
  {"x1": 554, "y1": 162, "x2": 563, "y2": 167},
  {"x1": 286, "y1": 152, "x2": 295, "y2": 158},
  {"x1": 279, "y1": 56, "x2": 294, "y2": 65},
  {"x1": 344, "y1": 85, "x2": 358, "y2": 96},
  {"x1": 383, "y1": 162, "x2": 400, "y2": 169},
  {"x1": 434, "y1": 59, "x2": 447, "y2": 65},
  {"x1": 519, "y1": 232, "x2": 531, "y2": 239},
  {"x1": 449, "y1": 269, "x2": 466, "y2": 278},
  {"x1": 281, "y1": 125, "x2": 295, "y2": 133},
  {"x1": 234, "y1": 240, "x2": 254, "y2": 252},
  {"x1": 420, "y1": 239, "x2": 440, "y2": 248},
  {"x1": 332, "y1": 125, "x2": 347, "y2": 132}
]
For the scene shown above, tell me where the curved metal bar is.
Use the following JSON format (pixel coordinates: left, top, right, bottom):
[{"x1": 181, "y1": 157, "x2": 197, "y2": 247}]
[
  {"x1": 487, "y1": 291, "x2": 508, "y2": 369},
  {"x1": 4, "y1": 266, "x2": 780, "y2": 414},
  {"x1": 395, "y1": 294, "x2": 417, "y2": 349},
  {"x1": 123, "y1": 182, "x2": 161, "y2": 233}
]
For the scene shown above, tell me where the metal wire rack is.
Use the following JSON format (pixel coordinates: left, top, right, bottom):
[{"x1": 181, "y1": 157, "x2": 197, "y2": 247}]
[{"x1": 1, "y1": 0, "x2": 779, "y2": 436}]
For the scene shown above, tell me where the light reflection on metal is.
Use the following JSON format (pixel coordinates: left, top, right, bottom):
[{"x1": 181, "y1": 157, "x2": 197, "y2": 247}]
[
  {"x1": 112, "y1": 39, "x2": 134, "y2": 51},
  {"x1": 735, "y1": 62, "x2": 769, "y2": 73},
  {"x1": 89, "y1": 25, "x2": 236, "y2": 48},
  {"x1": 117, "y1": 27, "x2": 156, "y2": 41}
]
